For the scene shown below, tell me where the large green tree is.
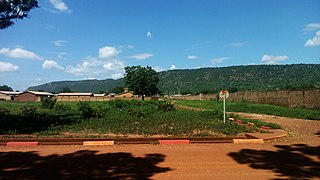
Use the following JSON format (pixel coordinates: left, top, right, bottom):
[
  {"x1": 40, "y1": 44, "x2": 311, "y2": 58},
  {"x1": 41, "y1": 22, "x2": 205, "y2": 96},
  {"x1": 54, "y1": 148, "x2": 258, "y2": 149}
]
[
  {"x1": 0, "y1": 84, "x2": 13, "y2": 91},
  {"x1": 124, "y1": 66, "x2": 159, "y2": 100},
  {"x1": 0, "y1": 0, "x2": 38, "y2": 29}
]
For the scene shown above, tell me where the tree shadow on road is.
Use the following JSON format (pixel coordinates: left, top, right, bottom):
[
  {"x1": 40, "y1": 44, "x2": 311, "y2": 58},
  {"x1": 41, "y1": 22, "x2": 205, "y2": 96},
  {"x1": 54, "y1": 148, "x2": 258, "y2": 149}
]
[
  {"x1": 228, "y1": 144, "x2": 320, "y2": 180},
  {"x1": 0, "y1": 150, "x2": 171, "y2": 179}
]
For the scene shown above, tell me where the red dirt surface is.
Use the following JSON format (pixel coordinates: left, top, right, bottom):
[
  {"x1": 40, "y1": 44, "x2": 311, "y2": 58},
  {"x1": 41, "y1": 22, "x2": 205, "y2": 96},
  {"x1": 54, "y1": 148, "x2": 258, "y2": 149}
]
[{"x1": 1, "y1": 114, "x2": 319, "y2": 179}]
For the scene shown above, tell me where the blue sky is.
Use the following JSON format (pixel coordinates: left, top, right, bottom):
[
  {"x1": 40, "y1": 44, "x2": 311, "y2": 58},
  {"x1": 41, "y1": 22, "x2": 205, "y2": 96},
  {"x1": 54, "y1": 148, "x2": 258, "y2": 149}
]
[{"x1": 0, "y1": 0, "x2": 319, "y2": 91}]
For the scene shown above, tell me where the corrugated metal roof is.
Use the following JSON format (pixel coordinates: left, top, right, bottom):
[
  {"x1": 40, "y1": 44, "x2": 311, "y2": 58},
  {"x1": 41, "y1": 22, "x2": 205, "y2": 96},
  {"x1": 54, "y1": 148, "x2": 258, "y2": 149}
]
[
  {"x1": 93, "y1": 93, "x2": 106, "y2": 97},
  {"x1": 28, "y1": 91, "x2": 53, "y2": 96},
  {"x1": 58, "y1": 93, "x2": 93, "y2": 96},
  {"x1": 0, "y1": 91, "x2": 21, "y2": 95}
]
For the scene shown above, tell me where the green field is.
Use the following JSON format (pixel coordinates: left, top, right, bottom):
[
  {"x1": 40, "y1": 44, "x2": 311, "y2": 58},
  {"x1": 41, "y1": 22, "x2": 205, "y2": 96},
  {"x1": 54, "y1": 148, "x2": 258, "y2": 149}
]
[
  {"x1": 0, "y1": 100, "x2": 267, "y2": 137},
  {"x1": 176, "y1": 100, "x2": 320, "y2": 120}
]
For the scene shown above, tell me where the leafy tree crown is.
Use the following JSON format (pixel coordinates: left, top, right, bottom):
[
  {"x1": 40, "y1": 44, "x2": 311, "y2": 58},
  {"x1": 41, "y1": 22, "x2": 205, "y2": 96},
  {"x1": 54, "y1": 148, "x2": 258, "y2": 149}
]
[
  {"x1": 0, "y1": 0, "x2": 39, "y2": 29},
  {"x1": 124, "y1": 66, "x2": 159, "y2": 98}
]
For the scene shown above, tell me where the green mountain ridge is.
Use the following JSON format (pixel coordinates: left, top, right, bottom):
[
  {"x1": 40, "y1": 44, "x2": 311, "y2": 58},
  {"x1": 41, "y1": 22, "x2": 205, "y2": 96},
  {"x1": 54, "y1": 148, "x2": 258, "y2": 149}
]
[{"x1": 29, "y1": 64, "x2": 320, "y2": 94}]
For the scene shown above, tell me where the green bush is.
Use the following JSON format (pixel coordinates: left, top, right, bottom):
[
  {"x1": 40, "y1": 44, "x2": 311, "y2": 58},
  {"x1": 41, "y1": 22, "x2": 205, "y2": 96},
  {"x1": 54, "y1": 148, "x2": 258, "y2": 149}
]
[
  {"x1": 41, "y1": 97, "x2": 57, "y2": 109},
  {"x1": 0, "y1": 106, "x2": 10, "y2": 121},
  {"x1": 20, "y1": 105, "x2": 37, "y2": 116},
  {"x1": 156, "y1": 101, "x2": 175, "y2": 112},
  {"x1": 109, "y1": 99, "x2": 130, "y2": 109},
  {"x1": 77, "y1": 101, "x2": 103, "y2": 118},
  {"x1": 54, "y1": 103, "x2": 72, "y2": 111}
]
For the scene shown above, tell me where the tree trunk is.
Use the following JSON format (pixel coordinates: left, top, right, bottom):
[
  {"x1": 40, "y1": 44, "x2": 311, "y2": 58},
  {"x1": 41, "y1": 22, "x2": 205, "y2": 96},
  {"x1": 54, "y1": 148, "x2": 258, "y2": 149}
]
[{"x1": 141, "y1": 95, "x2": 144, "y2": 101}]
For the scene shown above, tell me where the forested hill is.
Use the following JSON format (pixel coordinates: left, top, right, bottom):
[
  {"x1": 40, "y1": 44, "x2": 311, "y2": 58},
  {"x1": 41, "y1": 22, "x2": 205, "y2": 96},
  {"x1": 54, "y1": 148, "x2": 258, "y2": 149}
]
[{"x1": 29, "y1": 64, "x2": 320, "y2": 94}]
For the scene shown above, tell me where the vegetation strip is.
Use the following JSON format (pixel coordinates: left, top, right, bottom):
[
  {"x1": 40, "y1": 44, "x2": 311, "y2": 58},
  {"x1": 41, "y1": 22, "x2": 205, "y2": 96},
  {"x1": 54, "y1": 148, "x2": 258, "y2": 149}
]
[{"x1": 0, "y1": 100, "x2": 257, "y2": 137}]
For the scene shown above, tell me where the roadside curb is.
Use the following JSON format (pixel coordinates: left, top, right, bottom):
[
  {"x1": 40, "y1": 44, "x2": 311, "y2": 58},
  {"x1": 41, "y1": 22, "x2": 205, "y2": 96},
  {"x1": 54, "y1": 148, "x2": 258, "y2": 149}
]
[
  {"x1": 6, "y1": 141, "x2": 39, "y2": 147},
  {"x1": 233, "y1": 139, "x2": 264, "y2": 144},
  {"x1": 0, "y1": 137, "x2": 239, "y2": 146},
  {"x1": 0, "y1": 132, "x2": 287, "y2": 146},
  {"x1": 83, "y1": 141, "x2": 115, "y2": 146},
  {"x1": 245, "y1": 129, "x2": 288, "y2": 141}
]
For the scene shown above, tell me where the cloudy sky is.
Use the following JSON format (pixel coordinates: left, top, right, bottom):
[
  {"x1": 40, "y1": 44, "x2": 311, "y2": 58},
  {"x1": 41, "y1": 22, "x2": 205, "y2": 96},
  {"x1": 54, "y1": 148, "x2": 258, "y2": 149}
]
[{"x1": 0, "y1": 0, "x2": 319, "y2": 91}]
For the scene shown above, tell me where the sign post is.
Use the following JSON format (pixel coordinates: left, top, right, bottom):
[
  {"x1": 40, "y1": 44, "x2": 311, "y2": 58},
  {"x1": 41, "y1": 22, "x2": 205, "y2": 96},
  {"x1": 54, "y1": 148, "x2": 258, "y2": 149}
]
[{"x1": 219, "y1": 90, "x2": 229, "y2": 124}]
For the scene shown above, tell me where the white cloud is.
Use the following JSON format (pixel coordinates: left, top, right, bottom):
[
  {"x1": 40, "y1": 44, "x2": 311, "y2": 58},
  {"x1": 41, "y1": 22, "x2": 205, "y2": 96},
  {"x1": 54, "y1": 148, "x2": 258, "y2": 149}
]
[
  {"x1": 0, "y1": 48, "x2": 42, "y2": 60},
  {"x1": 129, "y1": 53, "x2": 153, "y2": 60},
  {"x1": 52, "y1": 40, "x2": 66, "y2": 47},
  {"x1": 0, "y1": 61, "x2": 19, "y2": 72},
  {"x1": 127, "y1": 45, "x2": 135, "y2": 49},
  {"x1": 187, "y1": 55, "x2": 198, "y2": 60},
  {"x1": 227, "y1": 42, "x2": 246, "y2": 48},
  {"x1": 211, "y1": 57, "x2": 229, "y2": 64},
  {"x1": 66, "y1": 45, "x2": 125, "y2": 79},
  {"x1": 35, "y1": 77, "x2": 42, "y2": 82},
  {"x1": 170, "y1": 65, "x2": 177, "y2": 70},
  {"x1": 304, "y1": 23, "x2": 320, "y2": 31},
  {"x1": 305, "y1": 31, "x2": 320, "y2": 47},
  {"x1": 64, "y1": 44, "x2": 126, "y2": 79},
  {"x1": 147, "y1": 32, "x2": 152, "y2": 39},
  {"x1": 185, "y1": 41, "x2": 213, "y2": 51},
  {"x1": 99, "y1": 46, "x2": 120, "y2": 59},
  {"x1": 153, "y1": 66, "x2": 165, "y2": 72},
  {"x1": 65, "y1": 59, "x2": 101, "y2": 76},
  {"x1": 103, "y1": 60, "x2": 125, "y2": 78},
  {"x1": 49, "y1": 0, "x2": 69, "y2": 12},
  {"x1": 42, "y1": 60, "x2": 64, "y2": 70},
  {"x1": 261, "y1": 55, "x2": 289, "y2": 64}
]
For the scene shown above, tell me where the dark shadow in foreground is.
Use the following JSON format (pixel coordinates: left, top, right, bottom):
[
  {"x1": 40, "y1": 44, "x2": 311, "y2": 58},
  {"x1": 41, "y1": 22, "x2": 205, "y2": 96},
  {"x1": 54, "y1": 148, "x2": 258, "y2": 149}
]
[
  {"x1": 228, "y1": 144, "x2": 320, "y2": 180},
  {"x1": 0, "y1": 150, "x2": 171, "y2": 179}
]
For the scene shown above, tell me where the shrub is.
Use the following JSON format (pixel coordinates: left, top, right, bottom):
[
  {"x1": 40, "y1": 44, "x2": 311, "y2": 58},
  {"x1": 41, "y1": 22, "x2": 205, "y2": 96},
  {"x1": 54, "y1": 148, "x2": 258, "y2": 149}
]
[
  {"x1": 77, "y1": 101, "x2": 103, "y2": 118},
  {"x1": 20, "y1": 105, "x2": 37, "y2": 116},
  {"x1": 0, "y1": 106, "x2": 10, "y2": 116},
  {"x1": 156, "y1": 101, "x2": 175, "y2": 112},
  {"x1": 41, "y1": 97, "x2": 57, "y2": 109},
  {"x1": 54, "y1": 103, "x2": 72, "y2": 111},
  {"x1": 109, "y1": 99, "x2": 130, "y2": 109}
]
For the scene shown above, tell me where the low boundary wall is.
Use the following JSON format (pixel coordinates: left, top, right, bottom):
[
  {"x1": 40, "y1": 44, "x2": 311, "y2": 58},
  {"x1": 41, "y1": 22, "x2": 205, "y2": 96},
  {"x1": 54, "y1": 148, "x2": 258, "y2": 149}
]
[
  {"x1": 228, "y1": 89, "x2": 320, "y2": 110},
  {"x1": 169, "y1": 89, "x2": 320, "y2": 110}
]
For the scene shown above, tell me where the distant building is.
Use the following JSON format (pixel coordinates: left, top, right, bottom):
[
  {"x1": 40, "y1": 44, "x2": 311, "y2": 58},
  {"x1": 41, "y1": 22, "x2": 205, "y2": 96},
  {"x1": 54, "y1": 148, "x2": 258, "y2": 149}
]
[
  {"x1": 57, "y1": 92, "x2": 94, "y2": 101},
  {"x1": 15, "y1": 91, "x2": 53, "y2": 102},
  {"x1": 115, "y1": 92, "x2": 135, "y2": 98},
  {"x1": 0, "y1": 91, "x2": 21, "y2": 100}
]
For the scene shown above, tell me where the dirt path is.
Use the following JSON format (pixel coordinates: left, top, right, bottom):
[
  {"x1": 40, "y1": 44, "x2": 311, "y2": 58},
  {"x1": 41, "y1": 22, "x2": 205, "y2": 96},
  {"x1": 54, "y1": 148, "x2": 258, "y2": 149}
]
[{"x1": 234, "y1": 112, "x2": 320, "y2": 145}]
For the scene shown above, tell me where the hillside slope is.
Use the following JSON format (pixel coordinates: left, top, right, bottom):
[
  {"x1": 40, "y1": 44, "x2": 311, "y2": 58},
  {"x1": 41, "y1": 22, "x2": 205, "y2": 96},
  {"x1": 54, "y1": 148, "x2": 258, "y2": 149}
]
[{"x1": 29, "y1": 64, "x2": 320, "y2": 94}]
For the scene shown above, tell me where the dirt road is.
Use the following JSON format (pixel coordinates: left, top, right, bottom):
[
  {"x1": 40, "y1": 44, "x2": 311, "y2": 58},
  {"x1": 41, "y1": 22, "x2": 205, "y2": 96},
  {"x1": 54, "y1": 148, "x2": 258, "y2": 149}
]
[{"x1": 1, "y1": 114, "x2": 319, "y2": 179}]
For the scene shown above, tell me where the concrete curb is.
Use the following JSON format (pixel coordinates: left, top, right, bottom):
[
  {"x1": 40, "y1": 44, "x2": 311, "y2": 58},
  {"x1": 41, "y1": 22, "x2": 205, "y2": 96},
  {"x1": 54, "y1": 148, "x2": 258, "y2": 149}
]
[
  {"x1": 83, "y1": 141, "x2": 115, "y2": 146},
  {"x1": 0, "y1": 132, "x2": 287, "y2": 146},
  {"x1": 245, "y1": 129, "x2": 288, "y2": 141},
  {"x1": 233, "y1": 139, "x2": 264, "y2": 144}
]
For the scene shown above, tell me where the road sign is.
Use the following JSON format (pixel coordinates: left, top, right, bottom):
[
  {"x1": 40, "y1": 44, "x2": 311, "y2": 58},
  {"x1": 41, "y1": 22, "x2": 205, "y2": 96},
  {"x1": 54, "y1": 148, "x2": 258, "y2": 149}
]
[
  {"x1": 219, "y1": 89, "x2": 229, "y2": 99},
  {"x1": 219, "y1": 90, "x2": 229, "y2": 124}
]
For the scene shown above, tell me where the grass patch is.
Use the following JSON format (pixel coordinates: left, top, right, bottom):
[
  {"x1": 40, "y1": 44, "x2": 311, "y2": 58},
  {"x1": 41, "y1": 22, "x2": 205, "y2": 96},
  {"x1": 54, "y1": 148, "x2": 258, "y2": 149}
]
[
  {"x1": 176, "y1": 100, "x2": 320, "y2": 120},
  {"x1": 0, "y1": 100, "x2": 254, "y2": 137}
]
